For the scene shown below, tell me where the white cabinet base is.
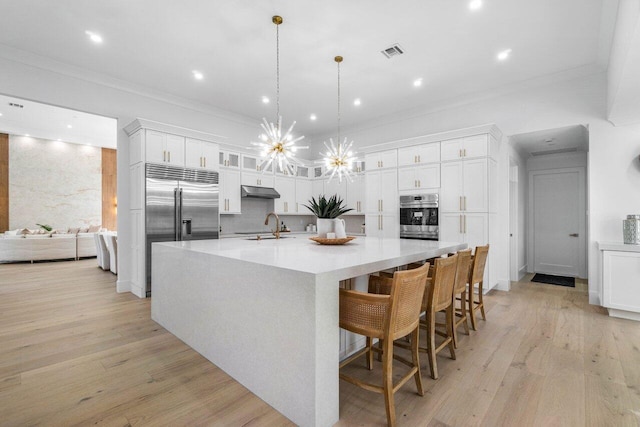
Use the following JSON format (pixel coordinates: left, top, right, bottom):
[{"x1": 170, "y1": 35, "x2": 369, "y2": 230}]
[{"x1": 607, "y1": 308, "x2": 640, "y2": 321}]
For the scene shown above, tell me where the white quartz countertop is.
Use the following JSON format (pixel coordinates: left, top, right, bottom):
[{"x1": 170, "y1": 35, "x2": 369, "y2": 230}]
[
  {"x1": 155, "y1": 237, "x2": 466, "y2": 277},
  {"x1": 597, "y1": 241, "x2": 640, "y2": 252}
]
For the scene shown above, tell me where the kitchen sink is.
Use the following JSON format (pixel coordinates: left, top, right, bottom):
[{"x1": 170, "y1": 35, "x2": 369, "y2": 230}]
[{"x1": 244, "y1": 235, "x2": 295, "y2": 240}]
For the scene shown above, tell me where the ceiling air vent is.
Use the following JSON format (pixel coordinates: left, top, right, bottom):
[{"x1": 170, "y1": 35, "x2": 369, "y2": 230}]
[
  {"x1": 381, "y1": 43, "x2": 404, "y2": 59},
  {"x1": 530, "y1": 147, "x2": 578, "y2": 157},
  {"x1": 9, "y1": 102, "x2": 24, "y2": 108}
]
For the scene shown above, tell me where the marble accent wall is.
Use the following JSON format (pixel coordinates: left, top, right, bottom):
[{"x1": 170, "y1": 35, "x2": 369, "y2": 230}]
[{"x1": 9, "y1": 136, "x2": 102, "y2": 231}]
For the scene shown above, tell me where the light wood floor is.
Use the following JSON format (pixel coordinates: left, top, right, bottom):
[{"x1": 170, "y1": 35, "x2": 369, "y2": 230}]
[{"x1": 1, "y1": 262, "x2": 639, "y2": 426}]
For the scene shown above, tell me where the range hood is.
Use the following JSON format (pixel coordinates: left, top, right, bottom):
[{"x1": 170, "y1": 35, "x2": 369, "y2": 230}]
[{"x1": 241, "y1": 185, "x2": 281, "y2": 199}]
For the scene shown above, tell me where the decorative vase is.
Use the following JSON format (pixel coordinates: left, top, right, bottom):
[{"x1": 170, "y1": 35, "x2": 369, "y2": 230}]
[
  {"x1": 316, "y1": 218, "x2": 333, "y2": 238},
  {"x1": 333, "y1": 218, "x2": 347, "y2": 238}
]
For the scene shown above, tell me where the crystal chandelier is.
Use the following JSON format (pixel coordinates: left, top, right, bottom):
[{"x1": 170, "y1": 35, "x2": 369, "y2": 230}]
[
  {"x1": 320, "y1": 56, "x2": 358, "y2": 183},
  {"x1": 250, "y1": 15, "x2": 307, "y2": 175}
]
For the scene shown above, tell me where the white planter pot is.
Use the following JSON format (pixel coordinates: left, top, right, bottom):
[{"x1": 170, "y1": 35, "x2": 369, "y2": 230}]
[{"x1": 316, "y1": 218, "x2": 333, "y2": 238}]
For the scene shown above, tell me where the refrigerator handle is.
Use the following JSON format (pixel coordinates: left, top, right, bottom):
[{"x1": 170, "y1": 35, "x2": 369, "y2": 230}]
[
  {"x1": 178, "y1": 188, "x2": 184, "y2": 241},
  {"x1": 174, "y1": 188, "x2": 180, "y2": 241}
]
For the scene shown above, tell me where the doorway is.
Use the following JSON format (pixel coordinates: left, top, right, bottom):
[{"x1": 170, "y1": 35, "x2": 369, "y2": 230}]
[
  {"x1": 509, "y1": 124, "x2": 589, "y2": 282},
  {"x1": 529, "y1": 167, "x2": 586, "y2": 277}
]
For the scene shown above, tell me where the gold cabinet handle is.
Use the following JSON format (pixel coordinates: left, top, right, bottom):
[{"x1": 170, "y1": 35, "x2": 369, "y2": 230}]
[
  {"x1": 464, "y1": 196, "x2": 467, "y2": 211},
  {"x1": 460, "y1": 215, "x2": 463, "y2": 233},
  {"x1": 460, "y1": 196, "x2": 463, "y2": 211},
  {"x1": 163, "y1": 150, "x2": 166, "y2": 162},
  {"x1": 380, "y1": 200, "x2": 383, "y2": 212},
  {"x1": 418, "y1": 155, "x2": 421, "y2": 163},
  {"x1": 464, "y1": 215, "x2": 467, "y2": 233},
  {"x1": 204, "y1": 157, "x2": 206, "y2": 168},
  {"x1": 463, "y1": 148, "x2": 467, "y2": 157}
]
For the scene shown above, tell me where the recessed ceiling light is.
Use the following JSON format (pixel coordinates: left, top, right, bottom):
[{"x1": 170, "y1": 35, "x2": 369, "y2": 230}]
[
  {"x1": 413, "y1": 78, "x2": 423, "y2": 87},
  {"x1": 57, "y1": 139, "x2": 62, "y2": 141},
  {"x1": 25, "y1": 134, "x2": 30, "y2": 137},
  {"x1": 469, "y1": 0, "x2": 482, "y2": 10},
  {"x1": 353, "y1": 98, "x2": 361, "y2": 106},
  {"x1": 309, "y1": 114, "x2": 317, "y2": 121},
  {"x1": 85, "y1": 30, "x2": 103, "y2": 44},
  {"x1": 192, "y1": 70, "x2": 204, "y2": 80},
  {"x1": 0, "y1": 113, "x2": 3, "y2": 116},
  {"x1": 67, "y1": 124, "x2": 72, "y2": 129},
  {"x1": 262, "y1": 96, "x2": 270, "y2": 104},
  {"x1": 497, "y1": 48, "x2": 512, "y2": 61}
]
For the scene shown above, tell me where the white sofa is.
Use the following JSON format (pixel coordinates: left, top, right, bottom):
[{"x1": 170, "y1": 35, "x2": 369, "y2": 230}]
[{"x1": 0, "y1": 232, "x2": 99, "y2": 263}]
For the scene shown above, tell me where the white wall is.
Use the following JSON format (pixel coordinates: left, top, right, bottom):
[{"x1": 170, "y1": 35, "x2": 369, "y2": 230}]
[
  {"x1": 3, "y1": 50, "x2": 639, "y2": 305},
  {"x1": 8, "y1": 135, "x2": 102, "y2": 231}
]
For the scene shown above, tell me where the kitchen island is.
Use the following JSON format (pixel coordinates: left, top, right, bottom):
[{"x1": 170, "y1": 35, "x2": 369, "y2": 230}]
[{"x1": 151, "y1": 237, "x2": 466, "y2": 426}]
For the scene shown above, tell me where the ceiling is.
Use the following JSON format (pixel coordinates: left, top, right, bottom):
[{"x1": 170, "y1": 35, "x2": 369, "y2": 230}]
[
  {"x1": 510, "y1": 125, "x2": 589, "y2": 157},
  {"x1": 0, "y1": 0, "x2": 616, "y2": 141},
  {"x1": 0, "y1": 94, "x2": 117, "y2": 148}
]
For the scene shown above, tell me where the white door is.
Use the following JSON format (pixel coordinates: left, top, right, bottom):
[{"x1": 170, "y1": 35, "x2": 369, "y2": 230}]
[{"x1": 530, "y1": 168, "x2": 585, "y2": 277}]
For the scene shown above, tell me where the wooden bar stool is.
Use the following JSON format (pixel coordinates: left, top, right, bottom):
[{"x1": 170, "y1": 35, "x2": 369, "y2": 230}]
[
  {"x1": 468, "y1": 245, "x2": 490, "y2": 331},
  {"x1": 394, "y1": 255, "x2": 458, "y2": 380},
  {"x1": 339, "y1": 264, "x2": 429, "y2": 427},
  {"x1": 451, "y1": 249, "x2": 472, "y2": 348}
]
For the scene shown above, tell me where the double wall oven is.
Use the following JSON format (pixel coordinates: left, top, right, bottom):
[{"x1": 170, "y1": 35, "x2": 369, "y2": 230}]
[{"x1": 399, "y1": 193, "x2": 439, "y2": 241}]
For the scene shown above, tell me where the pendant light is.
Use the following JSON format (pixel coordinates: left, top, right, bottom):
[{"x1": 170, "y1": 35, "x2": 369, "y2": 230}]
[
  {"x1": 320, "y1": 56, "x2": 358, "y2": 183},
  {"x1": 250, "y1": 15, "x2": 307, "y2": 175}
]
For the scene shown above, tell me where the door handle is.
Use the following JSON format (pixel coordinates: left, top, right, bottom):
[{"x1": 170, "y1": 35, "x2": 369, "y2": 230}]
[
  {"x1": 569, "y1": 233, "x2": 579, "y2": 237},
  {"x1": 174, "y1": 188, "x2": 180, "y2": 240},
  {"x1": 183, "y1": 218, "x2": 192, "y2": 236}
]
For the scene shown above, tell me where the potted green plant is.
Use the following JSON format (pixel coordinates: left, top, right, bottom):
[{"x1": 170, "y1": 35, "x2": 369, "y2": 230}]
[{"x1": 304, "y1": 195, "x2": 353, "y2": 237}]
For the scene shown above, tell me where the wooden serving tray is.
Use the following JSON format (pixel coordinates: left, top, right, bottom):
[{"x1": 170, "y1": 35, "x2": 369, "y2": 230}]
[{"x1": 309, "y1": 236, "x2": 356, "y2": 245}]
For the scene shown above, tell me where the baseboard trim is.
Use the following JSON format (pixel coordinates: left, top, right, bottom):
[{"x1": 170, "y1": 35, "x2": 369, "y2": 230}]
[
  {"x1": 495, "y1": 279, "x2": 510, "y2": 291},
  {"x1": 518, "y1": 265, "x2": 528, "y2": 281},
  {"x1": 116, "y1": 279, "x2": 131, "y2": 294},
  {"x1": 589, "y1": 291, "x2": 601, "y2": 306},
  {"x1": 607, "y1": 308, "x2": 640, "y2": 322}
]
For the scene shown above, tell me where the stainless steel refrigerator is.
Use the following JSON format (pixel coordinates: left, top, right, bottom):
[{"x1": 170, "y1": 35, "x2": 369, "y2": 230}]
[{"x1": 145, "y1": 164, "x2": 219, "y2": 296}]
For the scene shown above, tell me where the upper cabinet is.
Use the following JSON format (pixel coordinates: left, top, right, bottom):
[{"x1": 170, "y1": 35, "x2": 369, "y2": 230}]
[
  {"x1": 185, "y1": 138, "x2": 219, "y2": 171},
  {"x1": 365, "y1": 150, "x2": 397, "y2": 170},
  {"x1": 145, "y1": 130, "x2": 185, "y2": 166},
  {"x1": 441, "y1": 135, "x2": 490, "y2": 162},
  {"x1": 219, "y1": 150, "x2": 240, "y2": 168},
  {"x1": 397, "y1": 142, "x2": 440, "y2": 166},
  {"x1": 242, "y1": 154, "x2": 273, "y2": 173}
]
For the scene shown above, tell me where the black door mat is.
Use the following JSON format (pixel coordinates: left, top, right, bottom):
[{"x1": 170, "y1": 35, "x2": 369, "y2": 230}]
[{"x1": 531, "y1": 273, "x2": 575, "y2": 288}]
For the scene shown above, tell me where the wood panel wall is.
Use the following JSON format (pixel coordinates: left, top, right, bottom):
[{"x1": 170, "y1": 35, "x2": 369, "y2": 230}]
[
  {"x1": 101, "y1": 148, "x2": 117, "y2": 231},
  {"x1": 0, "y1": 134, "x2": 8, "y2": 232}
]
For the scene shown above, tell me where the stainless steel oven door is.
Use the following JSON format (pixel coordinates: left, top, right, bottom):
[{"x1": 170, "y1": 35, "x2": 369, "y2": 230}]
[{"x1": 399, "y1": 194, "x2": 439, "y2": 240}]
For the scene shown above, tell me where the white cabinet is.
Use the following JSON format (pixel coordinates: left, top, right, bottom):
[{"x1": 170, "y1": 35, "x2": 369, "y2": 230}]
[
  {"x1": 440, "y1": 213, "x2": 488, "y2": 248},
  {"x1": 296, "y1": 166, "x2": 311, "y2": 179},
  {"x1": 242, "y1": 154, "x2": 273, "y2": 173},
  {"x1": 274, "y1": 176, "x2": 296, "y2": 214},
  {"x1": 220, "y1": 169, "x2": 241, "y2": 214},
  {"x1": 185, "y1": 138, "x2": 218, "y2": 171},
  {"x1": 398, "y1": 164, "x2": 440, "y2": 191},
  {"x1": 346, "y1": 176, "x2": 365, "y2": 214},
  {"x1": 295, "y1": 179, "x2": 312, "y2": 214},
  {"x1": 441, "y1": 135, "x2": 488, "y2": 162},
  {"x1": 440, "y1": 158, "x2": 489, "y2": 213},
  {"x1": 364, "y1": 150, "x2": 397, "y2": 170},
  {"x1": 365, "y1": 214, "x2": 399, "y2": 238},
  {"x1": 324, "y1": 178, "x2": 347, "y2": 203},
  {"x1": 219, "y1": 150, "x2": 240, "y2": 168},
  {"x1": 398, "y1": 142, "x2": 440, "y2": 166},
  {"x1": 601, "y1": 246, "x2": 640, "y2": 321},
  {"x1": 365, "y1": 169, "x2": 398, "y2": 238},
  {"x1": 311, "y1": 179, "x2": 324, "y2": 200},
  {"x1": 145, "y1": 130, "x2": 185, "y2": 166},
  {"x1": 242, "y1": 171, "x2": 274, "y2": 188}
]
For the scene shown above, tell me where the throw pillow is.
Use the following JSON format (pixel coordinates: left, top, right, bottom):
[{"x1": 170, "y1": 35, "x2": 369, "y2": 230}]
[
  {"x1": 88, "y1": 225, "x2": 101, "y2": 233},
  {"x1": 21, "y1": 228, "x2": 31, "y2": 235},
  {"x1": 67, "y1": 227, "x2": 80, "y2": 234},
  {"x1": 80, "y1": 227, "x2": 89, "y2": 233}
]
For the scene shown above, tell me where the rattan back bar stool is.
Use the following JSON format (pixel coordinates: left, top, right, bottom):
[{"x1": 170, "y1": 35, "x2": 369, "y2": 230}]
[
  {"x1": 451, "y1": 248, "x2": 473, "y2": 348},
  {"x1": 339, "y1": 263, "x2": 429, "y2": 427},
  {"x1": 468, "y1": 245, "x2": 490, "y2": 331}
]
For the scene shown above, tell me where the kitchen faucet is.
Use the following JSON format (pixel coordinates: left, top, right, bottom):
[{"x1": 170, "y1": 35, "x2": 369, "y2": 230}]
[{"x1": 264, "y1": 212, "x2": 281, "y2": 239}]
